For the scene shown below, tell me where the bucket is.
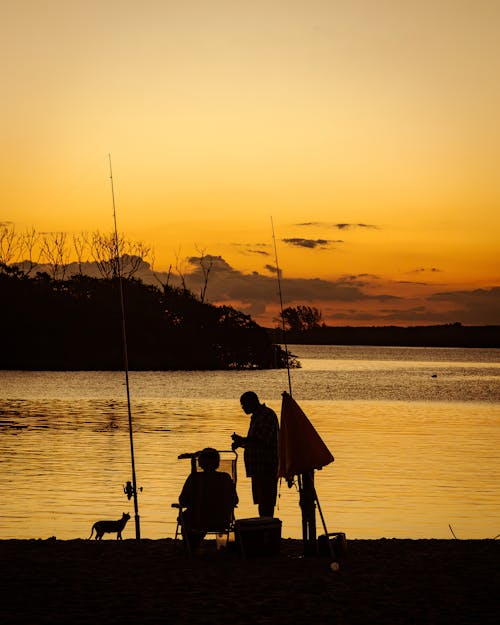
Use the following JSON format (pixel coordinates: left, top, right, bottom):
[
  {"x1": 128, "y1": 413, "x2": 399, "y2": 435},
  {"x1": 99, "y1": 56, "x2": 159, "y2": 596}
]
[{"x1": 235, "y1": 517, "x2": 282, "y2": 557}]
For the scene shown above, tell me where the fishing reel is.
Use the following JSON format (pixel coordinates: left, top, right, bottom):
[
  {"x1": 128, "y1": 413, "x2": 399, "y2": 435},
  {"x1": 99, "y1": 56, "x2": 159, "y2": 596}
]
[{"x1": 123, "y1": 480, "x2": 143, "y2": 501}]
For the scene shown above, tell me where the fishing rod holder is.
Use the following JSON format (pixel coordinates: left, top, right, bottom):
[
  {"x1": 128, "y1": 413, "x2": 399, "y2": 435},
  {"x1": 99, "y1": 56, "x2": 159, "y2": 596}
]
[{"x1": 123, "y1": 480, "x2": 143, "y2": 501}]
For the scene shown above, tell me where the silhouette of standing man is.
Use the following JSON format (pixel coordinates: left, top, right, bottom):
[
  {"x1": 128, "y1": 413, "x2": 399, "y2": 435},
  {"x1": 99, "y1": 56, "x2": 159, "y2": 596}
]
[{"x1": 232, "y1": 391, "x2": 279, "y2": 517}]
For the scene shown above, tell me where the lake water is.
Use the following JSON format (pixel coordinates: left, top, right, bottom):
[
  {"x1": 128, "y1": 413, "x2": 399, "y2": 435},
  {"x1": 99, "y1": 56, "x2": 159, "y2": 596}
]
[{"x1": 1, "y1": 345, "x2": 499, "y2": 540}]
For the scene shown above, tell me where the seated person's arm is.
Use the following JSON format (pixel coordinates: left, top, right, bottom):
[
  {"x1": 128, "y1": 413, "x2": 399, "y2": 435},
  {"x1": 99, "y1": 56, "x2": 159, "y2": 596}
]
[{"x1": 179, "y1": 473, "x2": 194, "y2": 508}]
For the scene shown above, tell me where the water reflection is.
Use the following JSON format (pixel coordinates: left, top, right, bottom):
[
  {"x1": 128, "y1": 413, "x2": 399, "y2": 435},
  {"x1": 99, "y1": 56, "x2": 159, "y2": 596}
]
[
  {"x1": 0, "y1": 346, "x2": 498, "y2": 540},
  {"x1": 0, "y1": 393, "x2": 498, "y2": 541}
]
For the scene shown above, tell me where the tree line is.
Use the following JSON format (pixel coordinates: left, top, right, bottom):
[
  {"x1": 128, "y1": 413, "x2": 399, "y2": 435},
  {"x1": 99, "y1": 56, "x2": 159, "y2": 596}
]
[
  {"x1": 3, "y1": 225, "x2": 496, "y2": 352},
  {"x1": 270, "y1": 305, "x2": 498, "y2": 347},
  {"x1": 0, "y1": 264, "x2": 289, "y2": 370}
]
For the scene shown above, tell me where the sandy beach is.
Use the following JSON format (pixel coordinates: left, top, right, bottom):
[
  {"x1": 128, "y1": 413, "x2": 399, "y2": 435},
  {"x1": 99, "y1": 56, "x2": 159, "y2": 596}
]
[{"x1": 1, "y1": 538, "x2": 498, "y2": 624}]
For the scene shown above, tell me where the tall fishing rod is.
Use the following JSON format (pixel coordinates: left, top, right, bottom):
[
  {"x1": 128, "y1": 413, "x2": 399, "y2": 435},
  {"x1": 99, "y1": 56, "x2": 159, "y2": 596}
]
[
  {"x1": 271, "y1": 216, "x2": 292, "y2": 396},
  {"x1": 109, "y1": 154, "x2": 141, "y2": 540},
  {"x1": 271, "y1": 217, "x2": 334, "y2": 558}
]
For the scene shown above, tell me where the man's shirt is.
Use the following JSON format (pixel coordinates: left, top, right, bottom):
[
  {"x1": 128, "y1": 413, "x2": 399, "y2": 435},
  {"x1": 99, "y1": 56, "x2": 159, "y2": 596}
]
[{"x1": 244, "y1": 403, "x2": 279, "y2": 477}]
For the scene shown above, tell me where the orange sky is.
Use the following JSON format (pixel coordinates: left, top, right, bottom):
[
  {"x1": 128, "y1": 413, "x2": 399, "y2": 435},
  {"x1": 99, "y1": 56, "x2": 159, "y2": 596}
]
[{"x1": 2, "y1": 1, "x2": 499, "y2": 326}]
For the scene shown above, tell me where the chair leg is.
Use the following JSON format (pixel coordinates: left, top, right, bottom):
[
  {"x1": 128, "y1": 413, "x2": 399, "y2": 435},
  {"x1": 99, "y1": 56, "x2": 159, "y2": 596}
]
[
  {"x1": 182, "y1": 532, "x2": 192, "y2": 557},
  {"x1": 172, "y1": 505, "x2": 193, "y2": 556},
  {"x1": 235, "y1": 527, "x2": 246, "y2": 559},
  {"x1": 179, "y1": 511, "x2": 193, "y2": 557}
]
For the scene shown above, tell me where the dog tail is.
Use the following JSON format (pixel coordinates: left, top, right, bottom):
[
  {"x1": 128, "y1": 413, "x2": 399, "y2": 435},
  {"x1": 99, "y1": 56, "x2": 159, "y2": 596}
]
[{"x1": 88, "y1": 524, "x2": 96, "y2": 540}]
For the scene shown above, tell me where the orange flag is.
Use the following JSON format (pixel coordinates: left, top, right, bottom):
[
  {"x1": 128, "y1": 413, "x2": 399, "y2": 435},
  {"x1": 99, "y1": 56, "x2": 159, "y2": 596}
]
[{"x1": 278, "y1": 391, "x2": 334, "y2": 480}]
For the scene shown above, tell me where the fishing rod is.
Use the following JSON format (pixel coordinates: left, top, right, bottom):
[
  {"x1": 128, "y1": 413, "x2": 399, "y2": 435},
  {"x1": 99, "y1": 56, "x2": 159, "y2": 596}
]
[
  {"x1": 109, "y1": 154, "x2": 141, "y2": 540},
  {"x1": 271, "y1": 217, "x2": 335, "y2": 559},
  {"x1": 271, "y1": 216, "x2": 292, "y2": 395}
]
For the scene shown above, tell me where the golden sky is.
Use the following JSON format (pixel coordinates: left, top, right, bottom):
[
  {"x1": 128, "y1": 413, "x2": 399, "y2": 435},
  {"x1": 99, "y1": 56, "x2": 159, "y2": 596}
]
[{"x1": 2, "y1": 1, "x2": 499, "y2": 325}]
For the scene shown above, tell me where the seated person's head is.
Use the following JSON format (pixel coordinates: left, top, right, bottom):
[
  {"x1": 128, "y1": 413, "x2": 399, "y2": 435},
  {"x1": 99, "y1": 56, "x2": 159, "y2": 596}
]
[{"x1": 198, "y1": 447, "x2": 220, "y2": 472}]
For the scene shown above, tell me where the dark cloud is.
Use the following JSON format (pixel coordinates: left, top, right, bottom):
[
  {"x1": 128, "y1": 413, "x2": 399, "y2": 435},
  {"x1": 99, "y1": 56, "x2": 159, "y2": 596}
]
[
  {"x1": 295, "y1": 222, "x2": 378, "y2": 230},
  {"x1": 233, "y1": 243, "x2": 271, "y2": 257},
  {"x1": 247, "y1": 249, "x2": 271, "y2": 256},
  {"x1": 336, "y1": 273, "x2": 381, "y2": 287},
  {"x1": 187, "y1": 255, "x2": 234, "y2": 273},
  {"x1": 427, "y1": 287, "x2": 500, "y2": 324},
  {"x1": 337, "y1": 287, "x2": 500, "y2": 325},
  {"x1": 25, "y1": 254, "x2": 498, "y2": 326},
  {"x1": 141, "y1": 261, "x2": 499, "y2": 327},
  {"x1": 380, "y1": 306, "x2": 427, "y2": 314},
  {"x1": 430, "y1": 287, "x2": 500, "y2": 300},
  {"x1": 397, "y1": 281, "x2": 431, "y2": 285},
  {"x1": 331, "y1": 306, "x2": 452, "y2": 323},
  {"x1": 282, "y1": 238, "x2": 341, "y2": 249},
  {"x1": 155, "y1": 255, "x2": 394, "y2": 308},
  {"x1": 335, "y1": 223, "x2": 377, "y2": 230},
  {"x1": 409, "y1": 267, "x2": 442, "y2": 273}
]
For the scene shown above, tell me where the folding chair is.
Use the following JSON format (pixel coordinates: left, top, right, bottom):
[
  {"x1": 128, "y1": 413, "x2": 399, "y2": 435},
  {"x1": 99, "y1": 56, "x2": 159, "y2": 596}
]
[{"x1": 172, "y1": 449, "x2": 238, "y2": 556}]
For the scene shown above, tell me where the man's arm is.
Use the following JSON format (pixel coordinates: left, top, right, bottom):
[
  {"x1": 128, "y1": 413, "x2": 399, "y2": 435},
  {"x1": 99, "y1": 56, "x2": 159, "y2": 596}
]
[{"x1": 231, "y1": 432, "x2": 246, "y2": 450}]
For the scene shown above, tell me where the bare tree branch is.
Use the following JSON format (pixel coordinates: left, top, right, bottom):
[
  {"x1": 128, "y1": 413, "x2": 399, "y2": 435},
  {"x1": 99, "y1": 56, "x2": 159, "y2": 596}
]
[
  {"x1": 39, "y1": 232, "x2": 70, "y2": 280},
  {"x1": 150, "y1": 248, "x2": 173, "y2": 291},
  {"x1": 0, "y1": 224, "x2": 21, "y2": 269},
  {"x1": 89, "y1": 231, "x2": 151, "y2": 279},
  {"x1": 20, "y1": 228, "x2": 41, "y2": 276},
  {"x1": 195, "y1": 245, "x2": 213, "y2": 303},
  {"x1": 174, "y1": 247, "x2": 189, "y2": 292},
  {"x1": 72, "y1": 232, "x2": 89, "y2": 275}
]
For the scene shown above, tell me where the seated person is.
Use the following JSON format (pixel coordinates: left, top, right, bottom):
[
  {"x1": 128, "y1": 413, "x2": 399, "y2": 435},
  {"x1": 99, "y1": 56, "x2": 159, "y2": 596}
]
[{"x1": 178, "y1": 447, "x2": 238, "y2": 550}]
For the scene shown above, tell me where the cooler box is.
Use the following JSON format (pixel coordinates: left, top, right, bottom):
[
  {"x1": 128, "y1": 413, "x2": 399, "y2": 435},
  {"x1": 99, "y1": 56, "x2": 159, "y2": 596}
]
[{"x1": 235, "y1": 517, "x2": 282, "y2": 557}]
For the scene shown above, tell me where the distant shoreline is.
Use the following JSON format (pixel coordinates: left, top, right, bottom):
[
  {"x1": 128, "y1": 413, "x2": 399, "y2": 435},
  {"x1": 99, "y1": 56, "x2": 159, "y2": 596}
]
[{"x1": 267, "y1": 324, "x2": 500, "y2": 348}]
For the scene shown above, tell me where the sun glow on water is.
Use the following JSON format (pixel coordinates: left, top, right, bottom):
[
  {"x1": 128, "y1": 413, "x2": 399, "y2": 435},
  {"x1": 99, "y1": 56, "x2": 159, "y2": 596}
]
[{"x1": 1, "y1": 346, "x2": 498, "y2": 540}]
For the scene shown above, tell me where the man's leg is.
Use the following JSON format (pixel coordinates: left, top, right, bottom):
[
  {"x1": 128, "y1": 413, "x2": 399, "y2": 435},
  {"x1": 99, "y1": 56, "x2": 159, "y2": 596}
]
[{"x1": 253, "y1": 475, "x2": 277, "y2": 517}]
